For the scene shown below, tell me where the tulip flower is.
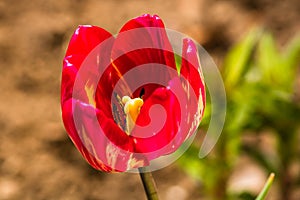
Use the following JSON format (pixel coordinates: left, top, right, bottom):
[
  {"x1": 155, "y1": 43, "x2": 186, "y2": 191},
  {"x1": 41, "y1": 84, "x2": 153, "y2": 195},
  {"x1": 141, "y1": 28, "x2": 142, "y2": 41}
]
[{"x1": 61, "y1": 14, "x2": 205, "y2": 173}]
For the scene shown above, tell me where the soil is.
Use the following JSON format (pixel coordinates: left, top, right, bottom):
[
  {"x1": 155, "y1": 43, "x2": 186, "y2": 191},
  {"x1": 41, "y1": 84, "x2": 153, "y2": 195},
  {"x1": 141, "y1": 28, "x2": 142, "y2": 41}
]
[{"x1": 0, "y1": 0, "x2": 299, "y2": 200}]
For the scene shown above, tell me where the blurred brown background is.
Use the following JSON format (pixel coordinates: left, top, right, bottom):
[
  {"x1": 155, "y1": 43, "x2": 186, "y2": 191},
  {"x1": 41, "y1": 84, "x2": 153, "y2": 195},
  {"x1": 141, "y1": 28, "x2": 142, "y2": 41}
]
[{"x1": 0, "y1": 0, "x2": 299, "y2": 199}]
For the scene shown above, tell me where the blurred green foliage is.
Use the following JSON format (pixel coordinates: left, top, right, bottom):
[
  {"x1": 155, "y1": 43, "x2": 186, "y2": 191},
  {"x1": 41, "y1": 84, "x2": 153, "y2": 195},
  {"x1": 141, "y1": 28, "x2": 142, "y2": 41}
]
[{"x1": 178, "y1": 29, "x2": 300, "y2": 200}]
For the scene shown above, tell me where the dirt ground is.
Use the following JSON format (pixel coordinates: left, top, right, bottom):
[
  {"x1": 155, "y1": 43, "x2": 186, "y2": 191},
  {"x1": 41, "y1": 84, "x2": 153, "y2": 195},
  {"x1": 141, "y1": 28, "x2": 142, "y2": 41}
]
[{"x1": 0, "y1": 0, "x2": 299, "y2": 199}]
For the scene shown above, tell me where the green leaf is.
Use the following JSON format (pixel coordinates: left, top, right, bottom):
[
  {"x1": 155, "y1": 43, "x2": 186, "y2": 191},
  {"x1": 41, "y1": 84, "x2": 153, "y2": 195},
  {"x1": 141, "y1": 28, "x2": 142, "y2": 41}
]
[
  {"x1": 257, "y1": 33, "x2": 300, "y2": 91},
  {"x1": 223, "y1": 28, "x2": 261, "y2": 90},
  {"x1": 257, "y1": 33, "x2": 280, "y2": 84},
  {"x1": 283, "y1": 35, "x2": 300, "y2": 69}
]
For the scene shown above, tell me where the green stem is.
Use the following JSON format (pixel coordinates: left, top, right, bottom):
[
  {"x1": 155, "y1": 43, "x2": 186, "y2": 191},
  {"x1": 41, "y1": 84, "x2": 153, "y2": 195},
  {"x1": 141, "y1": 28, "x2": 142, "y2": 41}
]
[
  {"x1": 138, "y1": 167, "x2": 159, "y2": 200},
  {"x1": 255, "y1": 173, "x2": 275, "y2": 200}
]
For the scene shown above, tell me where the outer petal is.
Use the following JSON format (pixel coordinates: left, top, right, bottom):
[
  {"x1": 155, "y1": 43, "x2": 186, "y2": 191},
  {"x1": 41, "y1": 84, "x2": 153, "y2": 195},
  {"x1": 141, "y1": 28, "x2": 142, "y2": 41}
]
[
  {"x1": 63, "y1": 98, "x2": 146, "y2": 171},
  {"x1": 62, "y1": 26, "x2": 130, "y2": 171},
  {"x1": 62, "y1": 25, "x2": 113, "y2": 112},
  {"x1": 62, "y1": 99, "x2": 113, "y2": 171},
  {"x1": 65, "y1": 25, "x2": 112, "y2": 58},
  {"x1": 180, "y1": 38, "x2": 206, "y2": 108}
]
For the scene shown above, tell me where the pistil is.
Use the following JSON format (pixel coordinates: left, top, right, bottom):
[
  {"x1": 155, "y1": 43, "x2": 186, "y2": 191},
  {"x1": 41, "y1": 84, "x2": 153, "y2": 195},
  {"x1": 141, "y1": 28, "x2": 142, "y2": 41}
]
[{"x1": 122, "y1": 96, "x2": 144, "y2": 134}]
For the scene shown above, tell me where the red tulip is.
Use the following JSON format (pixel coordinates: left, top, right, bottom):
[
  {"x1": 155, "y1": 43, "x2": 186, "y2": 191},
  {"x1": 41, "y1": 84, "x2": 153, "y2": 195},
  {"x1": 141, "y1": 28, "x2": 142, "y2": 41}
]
[{"x1": 61, "y1": 14, "x2": 205, "y2": 172}]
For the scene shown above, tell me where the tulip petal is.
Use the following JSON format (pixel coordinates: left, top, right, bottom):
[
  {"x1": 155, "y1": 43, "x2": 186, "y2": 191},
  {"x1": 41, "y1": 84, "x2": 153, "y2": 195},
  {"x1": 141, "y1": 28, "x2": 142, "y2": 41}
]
[
  {"x1": 65, "y1": 25, "x2": 112, "y2": 58},
  {"x1": 62, "y1": 98, "x2": 113, "y2": 171},
  {"x1": 106, "y1": 14, "x2": 176, "y2": 99},
  {"x1": 118, "y1": 14, "x2": 174, "y2": 64},
  {"x1": 62, "y1": 25, "x2": 114, "y2": 117},
  {"x1": 62, "y1": 98, "x2": 146, "y2": 171},
  {"x1": 131, "y1": 76, "x2": 199, "y2": 160},
  {"x1": 180, "y1": 38, "x2": 206, "y2": 106}
]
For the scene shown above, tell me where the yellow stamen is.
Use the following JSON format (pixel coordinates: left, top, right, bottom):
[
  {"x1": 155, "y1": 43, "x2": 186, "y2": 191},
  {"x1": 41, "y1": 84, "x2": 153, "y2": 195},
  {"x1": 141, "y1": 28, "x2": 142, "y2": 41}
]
[{"x1": 122, "y1": 96, "x2": 144, "y2": 134}]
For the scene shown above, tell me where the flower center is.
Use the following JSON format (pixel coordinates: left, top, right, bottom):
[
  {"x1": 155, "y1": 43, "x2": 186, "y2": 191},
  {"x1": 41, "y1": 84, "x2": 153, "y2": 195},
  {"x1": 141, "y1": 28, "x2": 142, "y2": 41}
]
[{"x1": 122, "y1": 96, "x2": 144, "y2": 135}]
